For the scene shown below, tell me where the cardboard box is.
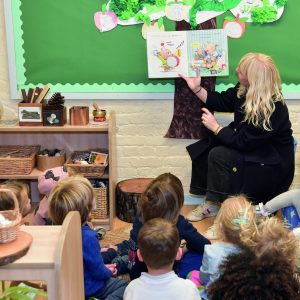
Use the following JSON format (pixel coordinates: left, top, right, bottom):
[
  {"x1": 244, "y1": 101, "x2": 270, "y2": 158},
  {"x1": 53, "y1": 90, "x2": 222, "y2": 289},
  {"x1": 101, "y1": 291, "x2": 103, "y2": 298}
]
[
  {"x1": 43, "y1": 107, "x2": 67, "y2": 126},
  {"x1": 37, "y1": 151, "x2": 66, "y2": 171},
  {"x1": 18, "y1": 102, "x2": 43, "y2": 126},
  {"x1": 69, "y1": 106, "x2": 89, "y2": 126}
]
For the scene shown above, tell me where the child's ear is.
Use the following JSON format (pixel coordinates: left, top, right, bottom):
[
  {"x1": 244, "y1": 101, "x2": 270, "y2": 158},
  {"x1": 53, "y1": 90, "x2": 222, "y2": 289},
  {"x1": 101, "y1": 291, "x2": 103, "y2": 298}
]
[
  {"x1": 176, "y1": 247, "x2": 183, "y2": 261},
  {"x1": 137, "y1": 249, "x2": 144, "y2": 262}
]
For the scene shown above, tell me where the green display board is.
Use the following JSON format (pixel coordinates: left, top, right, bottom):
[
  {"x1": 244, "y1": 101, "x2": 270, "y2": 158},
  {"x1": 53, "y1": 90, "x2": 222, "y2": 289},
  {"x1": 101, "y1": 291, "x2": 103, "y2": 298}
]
[{"x1": 6, "y1": 0, "x2": 300, "y2": 98}]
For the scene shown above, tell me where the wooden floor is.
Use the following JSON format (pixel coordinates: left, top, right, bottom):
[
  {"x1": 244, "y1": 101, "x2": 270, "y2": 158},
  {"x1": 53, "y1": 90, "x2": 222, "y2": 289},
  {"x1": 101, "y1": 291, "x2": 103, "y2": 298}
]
[{"x1": 112, "y1": 204, "x2": 215, "y2": 236}]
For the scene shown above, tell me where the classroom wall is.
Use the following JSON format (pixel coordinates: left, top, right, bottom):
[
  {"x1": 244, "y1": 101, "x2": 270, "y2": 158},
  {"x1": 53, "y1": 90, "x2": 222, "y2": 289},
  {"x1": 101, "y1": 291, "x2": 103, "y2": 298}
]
[{"x1": 0, "y1": 8, "x2": 299, "y2": 194}]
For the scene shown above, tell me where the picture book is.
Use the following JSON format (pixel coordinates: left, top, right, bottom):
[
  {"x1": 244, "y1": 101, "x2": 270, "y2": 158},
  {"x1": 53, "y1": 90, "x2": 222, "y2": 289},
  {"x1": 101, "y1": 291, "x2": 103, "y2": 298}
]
[{"x1": 146, "y1": 29, "x2": 228, "y2": 78}]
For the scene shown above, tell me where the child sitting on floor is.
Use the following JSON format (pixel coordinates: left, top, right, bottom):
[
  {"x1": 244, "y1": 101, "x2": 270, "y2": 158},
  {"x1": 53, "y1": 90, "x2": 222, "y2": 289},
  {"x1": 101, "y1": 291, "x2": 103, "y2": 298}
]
[
  {"x1": 30, "y1": 166, "x2": 69, "y2": 225},
  {"x1": 48, "y1": 175, "x2": 127, "y2": 300},
  {"x1": 0, "y1": 180, "x2": 31, "y2": 217},
  {"x1": 257, "y1": 189, "x2": 300, "y2": 217},
  {"x1": 207, "y1": 217, "x2": 300, "y2": 300},
  {"x1": 124, "y1": 218, "x2": 201, "y2": 300},
  {"x1": 188, "y1": 195, "x2": 257, "y2": 298},
  {"x1": 102, "y1": 172, "x2": 210, "y2": 279}
]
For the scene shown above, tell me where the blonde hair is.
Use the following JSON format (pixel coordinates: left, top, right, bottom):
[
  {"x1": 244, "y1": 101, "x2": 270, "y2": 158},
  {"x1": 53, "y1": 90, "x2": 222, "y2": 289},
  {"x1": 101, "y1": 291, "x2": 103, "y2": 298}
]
[
  {"x1": 0, "y1": 180, "x2": 29, "y2": 216},
  {"x1": 48, "y1": 175, "x2": 94, "y2": 225},
  {"x1": 216, "y1": 195, "x2": 256, "y2": 245},
  {"x1": 245, "y1": 217, "x2": 300, "y2": 268},
  {"x1": 237, "y1": 53, "x2": 284, "y2": 131}
]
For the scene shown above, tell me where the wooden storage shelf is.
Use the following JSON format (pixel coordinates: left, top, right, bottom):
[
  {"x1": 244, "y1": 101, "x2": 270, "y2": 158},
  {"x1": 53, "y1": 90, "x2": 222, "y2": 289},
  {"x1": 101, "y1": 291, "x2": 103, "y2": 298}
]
[
  {"x1": 0, "y1": 167, "x2": 109, "y2": 180},
  {"x1": 0, "y1": 114, "x2": 116, "y2": 229}
]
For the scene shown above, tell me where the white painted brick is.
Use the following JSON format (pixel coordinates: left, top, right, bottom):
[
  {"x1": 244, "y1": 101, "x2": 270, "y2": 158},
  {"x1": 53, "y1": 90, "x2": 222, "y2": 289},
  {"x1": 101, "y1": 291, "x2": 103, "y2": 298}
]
[
  {"x1": 117, "y1": 167, "x2": 138, "y2": 179},
  {"x1": 117, "y1": 124, "x2": 139, "y2": 135},
  {"x1": 116, "y1": 136, "x2": 146, "y2": 146}
]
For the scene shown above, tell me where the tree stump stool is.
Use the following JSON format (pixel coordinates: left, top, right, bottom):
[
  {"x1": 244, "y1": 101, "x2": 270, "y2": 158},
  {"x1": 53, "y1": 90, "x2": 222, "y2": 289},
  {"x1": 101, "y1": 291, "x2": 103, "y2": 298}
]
[{"x1": 116, "y1": 178, "x2": 154, "y2": 223}]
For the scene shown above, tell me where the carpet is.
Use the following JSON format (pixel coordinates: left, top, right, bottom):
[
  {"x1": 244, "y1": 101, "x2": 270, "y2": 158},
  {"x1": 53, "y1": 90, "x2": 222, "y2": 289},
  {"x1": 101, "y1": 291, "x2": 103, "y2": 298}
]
[{"x1": 100, "y1": 224, "x2": 132, "y2": 248}]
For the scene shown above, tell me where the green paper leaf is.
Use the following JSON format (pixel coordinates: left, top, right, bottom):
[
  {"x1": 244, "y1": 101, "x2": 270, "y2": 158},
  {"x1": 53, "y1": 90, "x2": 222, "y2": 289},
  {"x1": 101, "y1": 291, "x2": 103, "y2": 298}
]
[
  {"x1": 146, "y1": 17, "x2": 151, "y2": 26},
  {"x1": 101, "y1": 3, "x2": 106, "y2": 12},
  {"x1": 158, "y1": 17, "x2": 164, "y2": 28},
  {"x1": 224, "y1": 16, "x2": 235, "y2": 21},
  {"x1": 239, "y1": 17, "x2": 248, "y2": 22}
]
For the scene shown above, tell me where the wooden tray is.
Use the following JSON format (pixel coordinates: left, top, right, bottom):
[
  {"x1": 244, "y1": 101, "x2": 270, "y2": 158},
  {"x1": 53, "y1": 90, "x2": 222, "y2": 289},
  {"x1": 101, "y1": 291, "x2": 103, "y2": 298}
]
[{"x1": 0, "y1": 231, "x2": 33, "y2": 266}]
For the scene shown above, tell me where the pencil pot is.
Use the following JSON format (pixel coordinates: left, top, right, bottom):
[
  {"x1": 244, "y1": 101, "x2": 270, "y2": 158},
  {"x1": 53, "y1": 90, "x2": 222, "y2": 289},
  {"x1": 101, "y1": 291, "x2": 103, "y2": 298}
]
[
  {"x1": 69, "y1": 106, "x2": 89, "y2": 126},
  {"x1": 18, "y1": 102, "x2": 43, "y2": 126}
]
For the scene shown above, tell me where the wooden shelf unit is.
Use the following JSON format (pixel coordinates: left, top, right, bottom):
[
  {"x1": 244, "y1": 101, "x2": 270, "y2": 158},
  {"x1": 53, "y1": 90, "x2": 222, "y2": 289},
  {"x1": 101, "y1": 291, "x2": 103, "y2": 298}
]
[{"x1": 0, "y1": 113, "x2": 116, "y2": 229}]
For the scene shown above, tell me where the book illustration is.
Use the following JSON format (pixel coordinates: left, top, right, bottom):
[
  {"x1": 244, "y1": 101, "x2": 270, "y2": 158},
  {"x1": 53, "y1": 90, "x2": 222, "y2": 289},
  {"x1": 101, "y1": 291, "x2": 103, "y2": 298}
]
[
  {"x1": 147, "y1": 31, "x2": 188, "y2": 78},
  {"x1": 187, "y1": 29, "x2": 228, "y2": 77},
  {"x1": 147, "y1": 29, "x2": 228, "y2": 78}
]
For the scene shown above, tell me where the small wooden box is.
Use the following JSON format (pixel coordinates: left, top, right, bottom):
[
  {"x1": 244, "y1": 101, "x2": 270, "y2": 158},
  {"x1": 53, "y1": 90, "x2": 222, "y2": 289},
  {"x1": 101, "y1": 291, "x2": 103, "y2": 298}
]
[
  {"x1": 69, "y1": 106, "x2": 89, "y2": 126},
  {"x1": 37, "y1": 150, "x2": 66, "y2": 171},
  {"x1": 43, "y1": 107, "x2": 67, "y2": 126},
  {"x1": 18, "y1": 102, "x2": 43, "y2": 126}
]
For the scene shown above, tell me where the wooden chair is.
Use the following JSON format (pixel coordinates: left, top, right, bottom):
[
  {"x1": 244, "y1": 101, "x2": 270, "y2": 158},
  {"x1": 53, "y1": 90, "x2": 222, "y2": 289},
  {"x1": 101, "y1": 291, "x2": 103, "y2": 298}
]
[{"x1": 0, "y1": 211, "x2": 84, "y2": 299}]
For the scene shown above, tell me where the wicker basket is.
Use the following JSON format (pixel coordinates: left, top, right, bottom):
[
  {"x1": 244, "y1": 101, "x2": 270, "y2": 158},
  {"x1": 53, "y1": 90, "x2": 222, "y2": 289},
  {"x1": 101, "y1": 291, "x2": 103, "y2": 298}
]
[
  {"x1": 0, "y1": 145, "x2": 40, "y2": 175},
  {"x1": 90, "y1": 186, "x2": 109, "y2": 219},
  {"x1": 65, "y1": 150, "x2": 108, "y2": 177},
  {"x1": 0, "y1": 189, "x2": 22, "y2": 243}
]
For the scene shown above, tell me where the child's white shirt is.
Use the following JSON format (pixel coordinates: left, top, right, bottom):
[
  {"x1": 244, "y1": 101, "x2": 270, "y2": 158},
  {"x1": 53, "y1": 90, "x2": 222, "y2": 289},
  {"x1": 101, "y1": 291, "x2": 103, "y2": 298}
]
[{"x1": 124, "y1": 271, "x2": 201, "y2": 300}]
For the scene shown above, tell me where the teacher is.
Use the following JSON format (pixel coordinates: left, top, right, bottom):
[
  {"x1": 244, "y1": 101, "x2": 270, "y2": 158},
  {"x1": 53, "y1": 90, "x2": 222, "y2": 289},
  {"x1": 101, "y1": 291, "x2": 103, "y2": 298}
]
[{"x1": 181, "y1": 53, "x2": 295, "y2": 238}]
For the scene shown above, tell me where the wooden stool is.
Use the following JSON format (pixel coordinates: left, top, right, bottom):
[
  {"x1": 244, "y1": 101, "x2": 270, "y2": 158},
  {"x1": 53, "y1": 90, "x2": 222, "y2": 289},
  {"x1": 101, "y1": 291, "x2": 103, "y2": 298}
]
[{"x1": 116, "y1": 178, "x2": 153, "y2": 223}]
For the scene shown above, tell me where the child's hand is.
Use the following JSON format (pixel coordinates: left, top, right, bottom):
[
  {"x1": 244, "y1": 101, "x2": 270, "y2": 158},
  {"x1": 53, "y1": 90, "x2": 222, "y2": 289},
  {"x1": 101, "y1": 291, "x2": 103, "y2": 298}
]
[
  {"x1": 105, "y1": 263, "x2": 117, "y2": 276},
  {"x1": 108, "y1": 244, "x2": 118, "y2": 251},
  {"x1": 100, "y1": 244, "x2": 118, "y2": 252}
]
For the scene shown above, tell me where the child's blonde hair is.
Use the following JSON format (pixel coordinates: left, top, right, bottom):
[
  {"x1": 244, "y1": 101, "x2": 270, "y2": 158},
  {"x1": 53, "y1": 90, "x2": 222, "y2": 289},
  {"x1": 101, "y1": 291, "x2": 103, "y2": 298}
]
[
  {"x1": 137, "y1": 173, "x2": 184, "y2": 224},
  {"x1": 48, "y1": 175, "x2": 94, "y2": 225},
  {"x1": 245, "y1": 217, "x2": 300, "y2": 268},
  {"x1": 0, "y1": 180, "x2": 30, "y2": 216},
  {"x1": 215, "y1": 195, "x2": 256, "y2": 245},
  {"x1": 237, "y1": 53, "x2": 284, "y2": 131}
]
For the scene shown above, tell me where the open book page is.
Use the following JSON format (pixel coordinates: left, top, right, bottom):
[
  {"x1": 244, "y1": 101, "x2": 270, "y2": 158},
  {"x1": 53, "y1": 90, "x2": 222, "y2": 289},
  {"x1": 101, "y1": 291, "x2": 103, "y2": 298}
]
[
  {"x1": 147, "y1": 29, "x2": 228, "y2": 78},
  {"x1": 187, "y1": 29, "x2": 229, "y2": 77},
  {"x1": 147, "y1": 31, "x2": 188, "y2": 78}
]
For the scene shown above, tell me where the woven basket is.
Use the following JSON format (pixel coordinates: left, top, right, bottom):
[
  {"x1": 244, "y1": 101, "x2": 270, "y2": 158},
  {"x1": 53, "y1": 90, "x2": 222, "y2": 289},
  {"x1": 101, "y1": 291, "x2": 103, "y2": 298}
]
[
  {"x1": 0, "y1": 189, "x2": 22, "y2": 243},
  {"x1": 0, "y1": 145, "x2": 40, "y2": 175},
  {"x1": 90, "y1": 187, "x2": 109, "y2": 219},
  {"x1": 65, "y1": 150, "x2": 108, "y2": 177}
]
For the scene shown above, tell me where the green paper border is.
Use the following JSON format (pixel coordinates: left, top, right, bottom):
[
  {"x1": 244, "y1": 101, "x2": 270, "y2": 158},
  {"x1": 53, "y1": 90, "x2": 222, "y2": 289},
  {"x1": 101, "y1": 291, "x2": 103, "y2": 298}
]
[{"x1": 11, "y1": 0, "x2": 300, "y2": 96}]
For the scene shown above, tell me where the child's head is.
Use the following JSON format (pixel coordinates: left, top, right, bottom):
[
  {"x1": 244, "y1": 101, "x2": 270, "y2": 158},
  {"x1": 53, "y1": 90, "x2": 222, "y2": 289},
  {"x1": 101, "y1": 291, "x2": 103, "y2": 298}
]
[
  {"x1": 48, "y1": 175, "x2": 94, "y2": 225},
  {"x1": 137, "y1": 218, "x2": 181, "y2": 270},
  {"x1": 251, "y1": 217, "x2": 300, "y2": 269},
  {"x1": 137, "y1": 173, "x2": 184, "y2": 224},
  {"x1": 207, "y1": 249, "x2": 300, "y2": 300},
  {"x1": 38, "y1": 166, "x2": 69, "y2": 197},
  {"x1": 215, "y1": 195, "x2": 256, "y2": 245},
  {"x1": 0, "y1": 180, "x2": 31, "y2": 216}
]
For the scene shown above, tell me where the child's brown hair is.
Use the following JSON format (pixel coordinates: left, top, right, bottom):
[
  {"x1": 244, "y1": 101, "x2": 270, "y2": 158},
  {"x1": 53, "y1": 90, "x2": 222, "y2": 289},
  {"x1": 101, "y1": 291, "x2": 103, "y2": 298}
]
[
  {"x1": 137, "y1": 173, "x2": 184, "y2": 224},
  {"x1": 0, "y1": 180, "x2": 30, "y2": 216},
  {"x1": 245, "y1": 217, "x2": 300, "y2": 269},
  {"x1": 48, "y1": 175, "x2": 94, "y2": 225},
  {"x1": 138, "y1": 218, "x2": 180, "y2": 269}
]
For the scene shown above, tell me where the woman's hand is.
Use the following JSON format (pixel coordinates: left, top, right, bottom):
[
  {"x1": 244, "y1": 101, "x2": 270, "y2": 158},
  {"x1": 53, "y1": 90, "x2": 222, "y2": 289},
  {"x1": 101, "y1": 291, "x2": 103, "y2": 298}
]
[
  {"x1": 201, "y1": 108, "x2": 220, "y2": 132},
  {"x1": 179, "y1": 74, "x2": 201, "y2": 93}
]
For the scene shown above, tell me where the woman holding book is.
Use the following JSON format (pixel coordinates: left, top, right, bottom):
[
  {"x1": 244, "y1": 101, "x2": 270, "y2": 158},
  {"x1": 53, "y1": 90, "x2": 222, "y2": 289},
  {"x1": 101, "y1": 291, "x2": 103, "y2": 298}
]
[{"x1": 180, "y1": 53, "x2": 294, "y2": 239}]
